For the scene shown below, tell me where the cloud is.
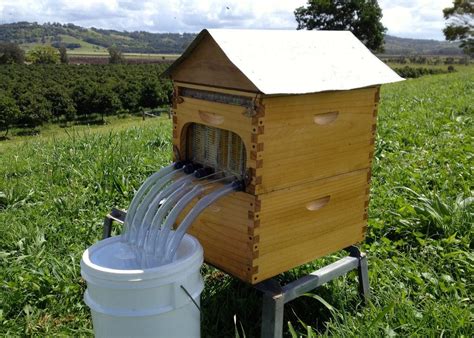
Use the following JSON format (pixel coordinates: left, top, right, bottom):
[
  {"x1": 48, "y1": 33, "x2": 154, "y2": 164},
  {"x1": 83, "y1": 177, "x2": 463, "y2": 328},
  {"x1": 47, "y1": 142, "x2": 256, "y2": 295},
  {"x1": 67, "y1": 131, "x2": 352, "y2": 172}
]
[
  {"x1": 0, "y1": 0, "x2": 453, "y2": 40},
  {"x1": 117, "y1": 1, "x2": 146, "y2": 11},
  {"x1": 379, "y1": 0, "x2": 453, "y2": 39},
  {"x1": 0, "y1": 0, "x2": 306, "y2": 32}
]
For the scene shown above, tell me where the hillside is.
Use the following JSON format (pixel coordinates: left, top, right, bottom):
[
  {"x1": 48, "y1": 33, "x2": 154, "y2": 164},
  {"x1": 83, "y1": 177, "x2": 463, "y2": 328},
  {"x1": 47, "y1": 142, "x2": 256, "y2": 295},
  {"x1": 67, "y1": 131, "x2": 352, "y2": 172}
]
[
  {"x1": 0, "y1": 22, "x2": 195, "y2": 54},
  {"x1": 0, "y1": 21, "x2": 464, "y2": 56},
  {"x1": 383, "y1": 35, "x2": 462, "y2": 56}
]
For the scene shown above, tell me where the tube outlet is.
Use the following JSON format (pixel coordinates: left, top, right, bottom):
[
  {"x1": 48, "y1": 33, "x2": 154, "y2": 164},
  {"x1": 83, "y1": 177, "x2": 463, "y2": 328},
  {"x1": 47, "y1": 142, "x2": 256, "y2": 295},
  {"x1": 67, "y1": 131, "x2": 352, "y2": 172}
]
[{"x1": 194, "y1": 167, "x2": 214, "y2": 178}]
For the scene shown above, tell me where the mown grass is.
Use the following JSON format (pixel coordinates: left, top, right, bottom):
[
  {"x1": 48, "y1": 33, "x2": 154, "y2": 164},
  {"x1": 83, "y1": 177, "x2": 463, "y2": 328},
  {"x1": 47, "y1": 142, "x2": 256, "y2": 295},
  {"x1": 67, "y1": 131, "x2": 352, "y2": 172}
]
[
  {"x1": 1, "y1": 70, "x2": 472, "y2": 336},
  {"x1": 20, "y1": 35, "x2": 107, "y2": 55},
  {"x1": 0, "y1": 115, "x2": 166, "y2": 151}
]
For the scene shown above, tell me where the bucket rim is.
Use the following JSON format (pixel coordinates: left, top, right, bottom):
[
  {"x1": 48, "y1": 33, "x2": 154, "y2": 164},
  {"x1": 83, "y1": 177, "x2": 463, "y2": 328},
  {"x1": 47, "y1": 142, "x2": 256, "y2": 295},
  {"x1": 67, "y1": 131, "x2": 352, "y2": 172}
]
[{"x1": 81, "y1": 234, "x2": 203, "y2": 280}]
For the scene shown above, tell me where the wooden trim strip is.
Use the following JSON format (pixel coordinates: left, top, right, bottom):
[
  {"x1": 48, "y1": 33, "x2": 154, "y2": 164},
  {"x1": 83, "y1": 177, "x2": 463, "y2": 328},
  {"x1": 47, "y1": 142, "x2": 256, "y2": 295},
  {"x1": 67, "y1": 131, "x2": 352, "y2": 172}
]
[{"x1": 174, "y1": 81, "x2": 259, "y2": 98}]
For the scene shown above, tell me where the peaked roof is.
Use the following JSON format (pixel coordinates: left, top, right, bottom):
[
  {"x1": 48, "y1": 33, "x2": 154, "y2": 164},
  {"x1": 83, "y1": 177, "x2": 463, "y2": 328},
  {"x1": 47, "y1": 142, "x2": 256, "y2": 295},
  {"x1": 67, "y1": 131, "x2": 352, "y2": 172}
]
[{"x1": 164, "y1": 29, "x2": 404, "y2": 95}]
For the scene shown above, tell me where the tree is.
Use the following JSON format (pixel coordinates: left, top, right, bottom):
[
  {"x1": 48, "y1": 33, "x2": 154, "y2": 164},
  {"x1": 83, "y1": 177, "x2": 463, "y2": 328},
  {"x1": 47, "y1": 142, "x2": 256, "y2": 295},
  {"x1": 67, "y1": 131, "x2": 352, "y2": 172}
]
[
  {"x1": 27, "y1": 46, "x2": 60, "y2": 64},
  {"x1": 0, "y1": 43, "x2": 25, "y2": 64},
  {"x1": 90, "y1": 86, "x2": 122, "y2": 122},
  {"x1": 443, "y1": 0, "x2": 474, "y2": 56},
  {"x1": 108, "y1": 46, "x2": 124, "y2": 64},
  {"x1": 72, "y1": 80, "x2": 95, "y2": 117},
  {"x1": 294, "y1": 0, "x2": 386, "y2": 52},
  {"x1": 140, "y1": 80, "x2": 168, "y2": 108},
  {"x1": 113, "y1": 81, "x2": 142, "y2": 112},
  {"x1": 58, "y1": 46, "x2": 69, "y2": 64},
  {"x1": 17, "y1": 92, "x2": 52, "y2": 128},
  {"x1": 45, "y1": 86, "x2": 76, "y2": 122},
  {"x1": 0, "y1": 94, "x2": 20, "y2": 137}
]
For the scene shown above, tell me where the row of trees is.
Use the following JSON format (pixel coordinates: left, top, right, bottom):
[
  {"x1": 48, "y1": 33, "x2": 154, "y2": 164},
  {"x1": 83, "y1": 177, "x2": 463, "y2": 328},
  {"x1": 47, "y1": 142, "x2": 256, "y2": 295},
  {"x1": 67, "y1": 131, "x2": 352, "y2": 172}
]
[
  {"x1": 0, "y1": 43, "x2": 68, "y2": 64},
  {"x1": 0, "y1": 43, "x2": 126, "y2": 65},
  {"x1": 393, "y1": 65, "x2": 456, "y2": 79},
  {"x1": 384, "y1": 55, "x2": 470, "y2": 65},
  {"x1": 0, "y1": 64, "x2": 172, "y2": 136}
]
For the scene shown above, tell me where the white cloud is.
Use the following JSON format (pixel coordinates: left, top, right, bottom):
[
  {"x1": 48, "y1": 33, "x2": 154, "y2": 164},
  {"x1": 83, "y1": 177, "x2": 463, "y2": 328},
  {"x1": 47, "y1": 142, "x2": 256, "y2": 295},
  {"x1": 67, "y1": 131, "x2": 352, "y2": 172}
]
[
  {"x1": 379, "y1": 0, "x2": 453, "y2": 40},
  {"x1": 0, "y1": 0, "x2": 454, "y2": 40}
]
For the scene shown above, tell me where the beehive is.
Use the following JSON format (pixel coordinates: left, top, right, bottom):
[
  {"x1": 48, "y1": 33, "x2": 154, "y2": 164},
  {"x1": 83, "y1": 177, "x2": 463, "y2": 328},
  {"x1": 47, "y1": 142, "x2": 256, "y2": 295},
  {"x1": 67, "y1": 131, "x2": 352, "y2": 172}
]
[{"x1": 164, "y1": 29, "x2": 403, "y2": 284}]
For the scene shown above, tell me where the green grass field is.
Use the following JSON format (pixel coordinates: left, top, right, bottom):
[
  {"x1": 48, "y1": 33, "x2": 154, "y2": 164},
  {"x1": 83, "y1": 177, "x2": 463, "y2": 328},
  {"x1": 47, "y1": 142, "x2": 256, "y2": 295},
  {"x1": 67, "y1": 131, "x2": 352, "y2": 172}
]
[
  {"x1": 58, "y1": 34, "x2": 108, "y2": 54},
  {"x1": 20, "y1": 35, "x2": 107, "y2": 55},
  {"x1": 0, "y1": 70, "x2": 472, "y2": 336},
  {"x1": 0, "y1": 115, "x2": 164, "y2": 150}
]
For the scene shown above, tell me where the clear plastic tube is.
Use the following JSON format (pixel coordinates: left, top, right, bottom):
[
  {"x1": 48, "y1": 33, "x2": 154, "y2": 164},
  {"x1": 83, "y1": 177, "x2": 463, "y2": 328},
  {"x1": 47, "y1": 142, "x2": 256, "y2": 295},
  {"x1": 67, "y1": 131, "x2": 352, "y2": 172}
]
[
  {"x1": 163, "y1": 182, "x2": 237, "y2": 263},
  {"x1": 122, "y1": 163, "x2": 176, "y2": 240},
  {"x1": 127, "y1": 169, "x2": 182, "y2": 244},
  {"x1": 153, "y1": 185, "x2": 204, "y2": 263},
  {"x1": 139, "y1": 182, "x2": 194, "y2": 267},
  {"x1": 135, "y1": 176, "x2": 194, "y2": 249},
  {"x1": 144, "y1": 182, "x2": 193, "y2": 254}
]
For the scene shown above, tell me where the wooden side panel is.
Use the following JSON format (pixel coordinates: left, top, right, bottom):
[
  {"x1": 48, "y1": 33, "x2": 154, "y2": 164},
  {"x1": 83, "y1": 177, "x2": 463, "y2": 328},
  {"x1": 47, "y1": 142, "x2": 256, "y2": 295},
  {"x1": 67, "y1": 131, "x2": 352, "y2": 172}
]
[
  {"x1": 258, "y1": 87, "x2": 378, "y2": 193},
  {"x1": 252, "y1": 169, "x2": 369, "y2": 283},
  {"x1": 171, "y1": 34, "x2": 259, "y2": 92},
  {"x1": 176, "y1": 189, "x2": 258, "y2": 283}
]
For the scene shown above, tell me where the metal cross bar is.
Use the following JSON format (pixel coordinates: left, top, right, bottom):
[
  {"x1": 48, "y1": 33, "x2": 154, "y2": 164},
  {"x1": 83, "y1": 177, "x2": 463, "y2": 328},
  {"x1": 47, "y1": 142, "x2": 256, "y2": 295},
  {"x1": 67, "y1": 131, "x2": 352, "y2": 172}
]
[
  {"x1": 101, "y1": 208, "x2": 369, "y2": 338},
  {"x1": 255, "y1": 248, "x2": 370, "y2": 338},
  {"x1": 102, "y1": 208, "x2": 126, "y2": 239}
]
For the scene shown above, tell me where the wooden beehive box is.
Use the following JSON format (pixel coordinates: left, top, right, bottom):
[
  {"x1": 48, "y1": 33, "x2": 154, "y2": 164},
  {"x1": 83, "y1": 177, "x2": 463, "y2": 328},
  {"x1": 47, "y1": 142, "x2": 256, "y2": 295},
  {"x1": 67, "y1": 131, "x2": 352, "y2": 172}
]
[{"x1": 164, "y1": 29, "x2": 403, "y2": 284}]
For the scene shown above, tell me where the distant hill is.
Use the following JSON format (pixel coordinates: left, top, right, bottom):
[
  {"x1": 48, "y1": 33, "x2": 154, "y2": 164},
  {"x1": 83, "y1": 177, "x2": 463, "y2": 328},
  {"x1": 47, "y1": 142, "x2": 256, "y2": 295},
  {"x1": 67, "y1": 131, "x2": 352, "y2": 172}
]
[
  {"x1": 383, "y1": 35, "x2": 462, "y2": 56},
  {"x1": 0, "y1": 22, "x2": 464, "y2": 56},
  {"x1": 0, "y1": 22, "x2": 196, "y2": 54}
]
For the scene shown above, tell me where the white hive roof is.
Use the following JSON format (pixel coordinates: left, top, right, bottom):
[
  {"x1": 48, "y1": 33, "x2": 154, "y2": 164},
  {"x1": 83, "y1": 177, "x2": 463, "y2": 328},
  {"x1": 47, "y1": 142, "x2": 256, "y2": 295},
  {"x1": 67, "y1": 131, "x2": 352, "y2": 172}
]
[{"x1": 165, "y1": 29, "x2": 404, "y2": 95}]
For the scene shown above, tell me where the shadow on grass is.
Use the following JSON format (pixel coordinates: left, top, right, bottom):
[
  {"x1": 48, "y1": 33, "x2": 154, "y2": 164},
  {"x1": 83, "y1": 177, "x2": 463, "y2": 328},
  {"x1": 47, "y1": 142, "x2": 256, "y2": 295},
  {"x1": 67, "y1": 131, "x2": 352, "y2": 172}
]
[
  {"x1": 57, "y1": 119, "x2": 109, "y2": 128},
  {"x1": 201, "y1": 262, "x2": 363, "y2": 337},
  {"x1": 201, "y1": 266, "x2": 262, "y2": 338},
  {"x1": 73, "y1": 119, "x2": 109, "y2": 126},
  {"x1": 15, "y1": 129, "x2": 40, "y2": 136}
]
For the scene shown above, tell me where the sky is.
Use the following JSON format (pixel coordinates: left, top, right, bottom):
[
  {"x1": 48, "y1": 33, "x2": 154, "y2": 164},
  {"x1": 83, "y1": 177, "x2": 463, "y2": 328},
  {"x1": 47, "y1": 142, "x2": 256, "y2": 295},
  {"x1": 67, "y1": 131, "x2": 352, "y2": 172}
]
[{"x1": 0, "y1": 0, "x2": 455, "y2": 40}]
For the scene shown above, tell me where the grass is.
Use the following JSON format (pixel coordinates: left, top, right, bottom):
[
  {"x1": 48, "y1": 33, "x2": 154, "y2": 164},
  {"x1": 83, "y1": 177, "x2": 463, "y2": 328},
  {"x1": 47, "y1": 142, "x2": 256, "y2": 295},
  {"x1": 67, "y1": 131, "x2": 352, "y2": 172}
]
[
  {"x1": 0, "y1": 70, "x2": 473, "y2": 336},
  {"x1": 58, "y1": 34, "x2": 108, "y2": 54},
  {"x1": 0, "y1": 115, "x2": 166, "y2": 151},
  {"x1": 20, "y1": 35, "x2": 107, "y2": 55}
]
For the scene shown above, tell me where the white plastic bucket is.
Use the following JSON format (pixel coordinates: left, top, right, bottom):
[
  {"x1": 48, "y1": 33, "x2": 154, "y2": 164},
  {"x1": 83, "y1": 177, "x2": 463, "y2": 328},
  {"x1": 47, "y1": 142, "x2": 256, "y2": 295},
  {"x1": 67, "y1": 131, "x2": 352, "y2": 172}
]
[{"x1": 80, "y1": 234, "x2": 204, "y2": 338}]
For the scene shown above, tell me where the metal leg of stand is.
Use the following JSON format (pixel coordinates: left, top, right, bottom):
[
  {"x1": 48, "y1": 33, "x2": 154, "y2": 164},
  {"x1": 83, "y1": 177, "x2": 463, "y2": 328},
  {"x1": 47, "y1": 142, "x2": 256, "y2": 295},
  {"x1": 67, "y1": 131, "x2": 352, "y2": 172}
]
[
  {"x1": 256, "y1": 247, "x2": 369, "y2": 338},
  {"x1": 102, "y1": 217, "x2": 113, "y2": 239},
  {"x1": 102, "y1": 208, "x2": 126, "y2": 239},
  {"x1": 347, "y1": 245, "x2": 370, "y2": 303},
  {"x1": 358, "y1": 254, "x2": 370, "y2": 303},
  {"x1": 261, "y1": 293, "x2": 284, "y2": 338}
]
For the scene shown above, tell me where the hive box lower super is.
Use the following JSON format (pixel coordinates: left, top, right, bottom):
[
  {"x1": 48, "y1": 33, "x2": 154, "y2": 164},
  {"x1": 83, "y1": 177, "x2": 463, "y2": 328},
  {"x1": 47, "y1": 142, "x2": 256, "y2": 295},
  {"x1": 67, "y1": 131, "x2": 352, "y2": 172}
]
[{"x1": 164, "y1": 29, "x2": 403, "y2": 284}]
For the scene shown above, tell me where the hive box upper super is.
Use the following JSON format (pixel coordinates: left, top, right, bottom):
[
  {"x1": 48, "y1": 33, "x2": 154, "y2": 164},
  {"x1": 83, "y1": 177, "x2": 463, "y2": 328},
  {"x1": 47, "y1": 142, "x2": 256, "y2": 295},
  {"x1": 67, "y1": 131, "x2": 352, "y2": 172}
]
[{"x1": 164, "y1": 29, "x2": 403, "y2": 284}]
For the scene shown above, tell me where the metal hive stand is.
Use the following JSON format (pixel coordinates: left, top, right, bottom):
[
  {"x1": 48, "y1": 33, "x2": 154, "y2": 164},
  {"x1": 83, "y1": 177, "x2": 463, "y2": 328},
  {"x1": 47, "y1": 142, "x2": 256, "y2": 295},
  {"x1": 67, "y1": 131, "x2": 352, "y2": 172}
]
[
  {"x1": 102, "y1": 208, "x2": 370, "y2": 338},
  {"x1": 255, "y1": 246, "x2": 369, "y2": 338}
]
